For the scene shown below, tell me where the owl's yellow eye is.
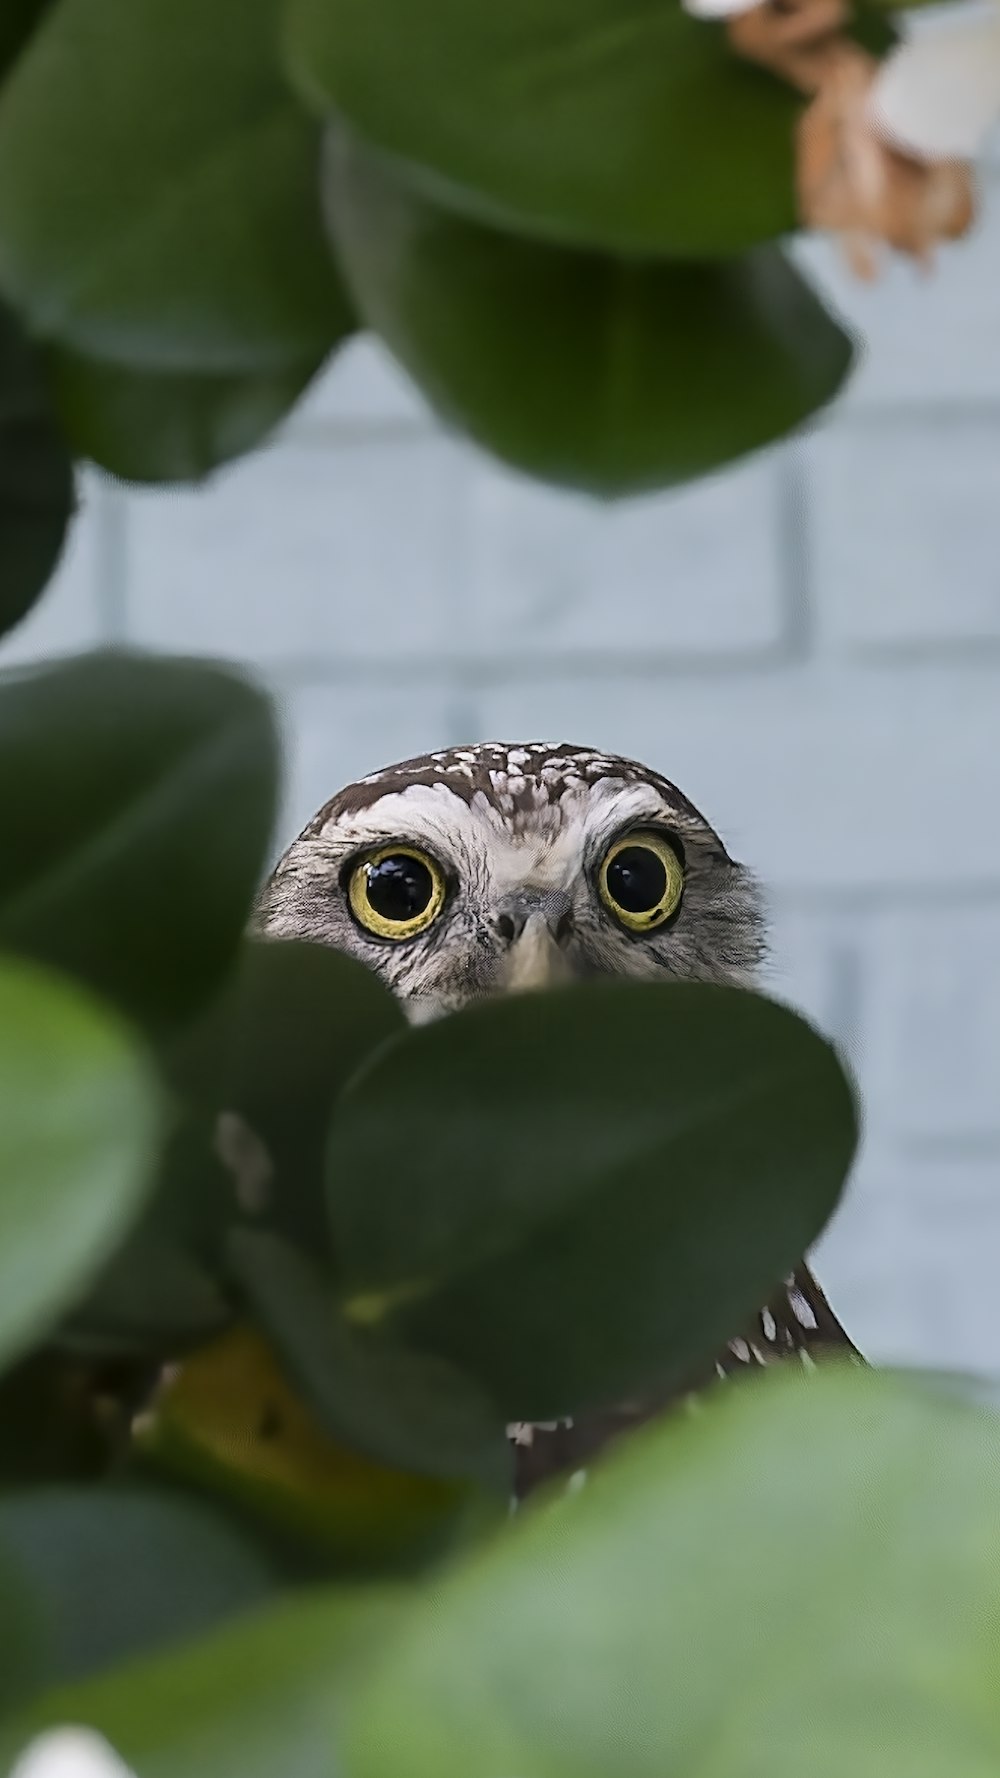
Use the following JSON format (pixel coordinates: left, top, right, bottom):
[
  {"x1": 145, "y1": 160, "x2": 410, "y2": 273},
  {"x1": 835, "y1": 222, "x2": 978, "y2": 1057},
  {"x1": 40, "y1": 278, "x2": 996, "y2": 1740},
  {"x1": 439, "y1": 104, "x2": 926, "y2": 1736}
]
[
  {"x1": 599, "y1": 830, "x2": 684, "y2": 933},
  {"x1": 348, "y1": 846, "x2": 446, "y2": 941}
]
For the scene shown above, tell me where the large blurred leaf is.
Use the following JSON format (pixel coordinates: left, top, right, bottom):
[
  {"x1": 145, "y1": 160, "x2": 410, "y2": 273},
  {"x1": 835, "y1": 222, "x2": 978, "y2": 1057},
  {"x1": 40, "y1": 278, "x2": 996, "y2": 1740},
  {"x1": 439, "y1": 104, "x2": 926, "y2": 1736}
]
[
  {"x1": 287, "y1": 0, "x2": 802, "y2": 257},
  {"x1": 166, "y1": 940, "x2": 406, "y2": 1257},
  {"x1": 0, "y1": 0, "x2": 55, "y2": 84},
  {"x1": 46, "y1": 347, "x2": 335, "y2": 485},
  {"x1": 230, "y1": 1232, "x2": 511, "y2": 1491},
  {"x1": 326, "y1": 132, "x2": 853, "y2": 494},
  {"x1": 2, "y1": 1589, "x2": 402, "y2": 1778},
  {"x1": 0, "y1": 653, "x2": 279, "y2": 1034},
  {"x1": 0, "y1": 1542, "x2": 43, "y2": 1721},
  {"x1": 0, "y1": 1488, "x2": 276, "y2": 1686},
  {"x1": 0, "y1": 953, "x2": 161, "y2": 1374},
  {"x1": 344, "y1": 1367, "x2": 1000, "y2": 1778},
  {"x1": 328, "y1": 983, "x2": 856, "y2": 1421},
  {"x1": 0, "y1": 301, "x2": 73, "y2": 637},
  {"x1": 62, "y1": 943, "x2": 405, "y2": 1360},
  {"x1": 62, "y1": 1234, "x2": 232, "y2": 1360},
  {"x1": 0, "y1": 0, "x2": 353, "y2": 478},
  {"x1": 137, "y1": 1324, "x2": 503, "y2": 1573}
]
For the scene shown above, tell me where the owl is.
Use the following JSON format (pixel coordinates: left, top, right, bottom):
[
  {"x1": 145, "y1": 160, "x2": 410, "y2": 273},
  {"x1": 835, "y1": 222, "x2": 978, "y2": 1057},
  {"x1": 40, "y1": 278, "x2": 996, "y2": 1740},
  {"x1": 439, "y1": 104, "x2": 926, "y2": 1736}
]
[{"x1": 257, "y1": 740, "x2": 858, "y2": 1494}]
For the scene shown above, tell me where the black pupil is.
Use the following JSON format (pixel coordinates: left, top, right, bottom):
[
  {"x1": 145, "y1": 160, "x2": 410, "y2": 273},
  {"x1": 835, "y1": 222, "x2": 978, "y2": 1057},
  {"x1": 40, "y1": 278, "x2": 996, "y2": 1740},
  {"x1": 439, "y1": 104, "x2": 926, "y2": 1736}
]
[
  {"x1": 607, "y1": 846, "x2": 668, "y2": 915},
  {"x1": 367, "y1": 854, "x2": 434, "y2": 923}
]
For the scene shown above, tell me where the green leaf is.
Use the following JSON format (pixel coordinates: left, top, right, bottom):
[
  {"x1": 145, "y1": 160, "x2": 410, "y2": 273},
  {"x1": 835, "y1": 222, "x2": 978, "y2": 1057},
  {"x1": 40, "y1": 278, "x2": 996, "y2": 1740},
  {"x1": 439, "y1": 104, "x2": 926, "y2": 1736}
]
[
  {"x1": 0, "y1": 300, "x2": 73, "y2": 638},
  {"x1": 344, "y1": 1367, "x2": 1000, "y2": 1778},
  {"x1": 0, "y1": 0, "x2": 55, "y2": 83},
  {"x1": 229, "y1": 1231, "x2": 512, "y2": 1492},
  {"x1": 62, "y1": 943, "x2": 405, "y2": 1360},
  {"x1": 165, "y1": 940, "x2": 407, "y2": 1260},
  {"x1": 45, "y1": 345, "x2": 336, "y2": 485},
  {"x1": 328, "y1": 982, "x2": 856, "y2": 1421},
  {"x1": 0, "y1": 0, "x2": 353, "y2": 477},
  {"x1": 0, "y1": 952, "x2": 162, "y2": 1374},
  {"x1": 2, "y1": 1589, "x2": 402, "y2": 1778},
  {"x1": 0, "y1": 653, "x2": 280, "y2": 1035},
  {"x1": 0, "y1": 1488, "x2": 276, "y2": 1686},
  {"x1": 63, "y1": 1233, "x2": 232, "y2": 1359},
  {"x1": 325, "y1": 133, "x2": 853, "y2": 495},
  {"x1": 287, "y1": 0, "x2": 803, "y2": 257},
  {"x1": 0, "y1": 1540, "x2": 43, "y2": 1721},
  {"x1": 136, "y1": 1325, "x2": 502, "y2": 1574}
]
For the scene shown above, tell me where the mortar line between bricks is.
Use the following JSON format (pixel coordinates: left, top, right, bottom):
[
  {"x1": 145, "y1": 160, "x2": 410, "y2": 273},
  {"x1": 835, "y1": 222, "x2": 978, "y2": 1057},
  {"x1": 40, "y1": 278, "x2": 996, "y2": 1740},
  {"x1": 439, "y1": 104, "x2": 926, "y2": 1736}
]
[
  {"x1": 262, "y1": 644, "x2": 803, "y2": 692},
  {"x1": 824, "y1": 398, "x2": 1000, "y2": 428},
  {"x1": 93, "y1": 482, "x2": 129, "y2": 643},
  {"x1": 774, "y1": 443, "x2": 813, "y2": 662},
  {"x1": 282, "y1": 415, "x2": 436, "y2": 448}
]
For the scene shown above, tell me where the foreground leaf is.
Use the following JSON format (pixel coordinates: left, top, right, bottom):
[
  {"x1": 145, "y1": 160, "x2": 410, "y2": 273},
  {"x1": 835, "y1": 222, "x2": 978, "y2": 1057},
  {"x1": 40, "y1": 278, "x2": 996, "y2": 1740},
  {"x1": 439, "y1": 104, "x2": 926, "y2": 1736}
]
[
  {"x1": 137, "y1": 1325, "x2": 503, "y2": 1573},
  {"x1": 288, "y1": 0, "x2": 801, "y2": 257},
  {"x1": 0, "y1": 953, "x2": 162, "y2": 1373},
  {"x1": 165, "y1": 940, "x2": 406, "y2": 1259},
  {"x1": 0, "y1": 1542, "x2": 43, "y2": 1721},
  {"x1": 63, "y1": 1233, "x2": 231, "y2": 1360},
  {"x1": 0, "y1": 300, "x2": 73, "y2": 637},
  {"x1": 229, "y1": 1232, "x2": 511, "y2": 1492},
  {"x1": 46, "y1": 348, "x2": 334, "y2": 484},
  {"x1": 0, "y1": 953, "x2": 159, "y2": 1379},
  {"x1": 0, "y1": 0, "x2": 54, "y2": 81},
  {"x1": 0, "y1": 653, "x2": 279, "y2": 1034},
  {"x1": 345, "y1": 1367, "x2": 1000, "y2": 1778},
  {"x1": 0, "y1": 1489, "x2": 275, "y2": 1686},
  {"x1": 0, "y1": 0, "x2": 352, "y2": 478},
  {"x1": 325, "y1": 132, "x2": 853, "y2": 494},
  {"x1": 329, "y1": 982, "x2": 856, "y2": 1420},
  {"x1": 2, "y1": 1590, "x2": 402, "y2": 1778},
  {"x1": 63, "y1": 944, "x2": 405, "y2": 1359}
]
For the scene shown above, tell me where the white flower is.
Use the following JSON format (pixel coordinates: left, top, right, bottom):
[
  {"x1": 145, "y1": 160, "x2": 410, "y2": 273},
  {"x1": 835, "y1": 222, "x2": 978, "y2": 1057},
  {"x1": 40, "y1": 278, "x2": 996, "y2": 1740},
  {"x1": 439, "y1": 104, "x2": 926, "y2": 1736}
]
[
  {"x1": 681, "y1": 0, "x2": 1000, "y2": 164},
  {"x1": 870, "y1": 5, "x2": 1000, "y2": 161},
  {"x1": 8, "y1": 1728, "x2": 137, "y2": 1778},
  {"x1": 683, "y1": 0, "x2": 760, "y2": 18}
]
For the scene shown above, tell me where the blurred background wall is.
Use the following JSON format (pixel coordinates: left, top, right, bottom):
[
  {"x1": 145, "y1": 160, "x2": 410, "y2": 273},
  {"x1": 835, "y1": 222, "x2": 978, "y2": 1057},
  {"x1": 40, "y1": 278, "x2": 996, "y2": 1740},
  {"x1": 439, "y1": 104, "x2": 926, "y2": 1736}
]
[{"x1": 6, "y1": 205, "x2": 1000, "y2": 1381}]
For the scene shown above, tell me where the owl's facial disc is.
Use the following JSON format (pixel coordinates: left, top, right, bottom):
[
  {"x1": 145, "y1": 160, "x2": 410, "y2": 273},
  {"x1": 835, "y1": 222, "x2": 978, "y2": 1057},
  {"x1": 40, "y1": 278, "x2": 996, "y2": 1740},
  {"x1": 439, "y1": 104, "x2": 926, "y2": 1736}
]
[{"x1": 255, "y1": 742, "x2": 766, "y2": 1022}]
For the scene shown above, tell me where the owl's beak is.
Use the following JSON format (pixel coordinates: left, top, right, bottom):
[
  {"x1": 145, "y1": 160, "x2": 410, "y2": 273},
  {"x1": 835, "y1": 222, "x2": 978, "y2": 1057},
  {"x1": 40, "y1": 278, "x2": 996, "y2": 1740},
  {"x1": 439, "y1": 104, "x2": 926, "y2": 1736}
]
[{"x1": 498, "y1": 897, "x2": 575, "y2": 996}]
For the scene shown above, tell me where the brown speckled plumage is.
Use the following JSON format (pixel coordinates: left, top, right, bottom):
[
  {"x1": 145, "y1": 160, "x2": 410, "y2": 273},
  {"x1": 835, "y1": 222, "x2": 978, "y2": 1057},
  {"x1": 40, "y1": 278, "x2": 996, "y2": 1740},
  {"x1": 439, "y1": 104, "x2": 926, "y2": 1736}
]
[{"x1": 258, "y1": 741, "x2": 858, "y2": 1495}]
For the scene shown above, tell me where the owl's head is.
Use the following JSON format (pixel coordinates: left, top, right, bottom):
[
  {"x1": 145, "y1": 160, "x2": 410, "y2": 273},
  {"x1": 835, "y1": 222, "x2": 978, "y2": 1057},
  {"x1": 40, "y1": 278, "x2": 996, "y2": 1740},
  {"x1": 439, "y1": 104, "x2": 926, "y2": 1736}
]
[{"x1": 256, "y1": 742, "x2": 766, "y2": 1023}]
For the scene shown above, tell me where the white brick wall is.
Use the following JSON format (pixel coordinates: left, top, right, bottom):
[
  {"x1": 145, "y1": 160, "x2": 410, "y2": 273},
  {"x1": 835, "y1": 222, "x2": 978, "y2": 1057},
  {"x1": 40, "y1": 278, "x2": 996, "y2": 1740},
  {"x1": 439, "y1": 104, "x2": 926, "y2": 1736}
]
[{"x1": 8, "y1": 187, "x2": 1000, "y2": 1381}]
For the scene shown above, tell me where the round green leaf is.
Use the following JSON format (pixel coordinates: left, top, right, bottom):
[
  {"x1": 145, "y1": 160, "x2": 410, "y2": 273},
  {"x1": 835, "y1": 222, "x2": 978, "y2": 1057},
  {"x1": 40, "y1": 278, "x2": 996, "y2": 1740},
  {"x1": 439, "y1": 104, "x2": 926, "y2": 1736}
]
[
  {"x1": 0, "y1": 1488, "x2": 276, "y2": 1687},
  {"x1": 328, "y1": 982, "x2": 856, "y2": 1421},
  {"x1": 1, "y1": 1589, "x2": 403, "y2": 1778},
  {"x1": 287, "y1": 0, "x2": 803, "y2": 257},
  {"x1": 0, "y1": 1542, "x2": 43, "y2": 1721},
  {"x1": 344, "y1": 1367, "x2": 1000, "y2": 1778},
  {"x1": 0, "y1": 0, "x2": 55, "y2": 83},
  {"x1": 136, "y1": 1325, "x2": 499, "y2": 1575},
  {"x1": 228, "y1": 1230, "x2": 512, "y2": 1492},
  {"x1": 45, "y1": 346, "x2": 340, "y2": 484},
  {"x1": 0, "y1": 0, "x2": 351, "y2": 386},
  {"x1": 0, "y1": 301, "x2": 73, "y2": 638},
  {"x1": 324, "y1": 132, "x2": 853, "y2": 494},
  {"x1": 63, "y1": 1233, "x2": 232, "y2": 1359},
  {"x1": 164, "y1": 940, "x2": 407, "y2": 1259},
  {"x1": 63, "y1": 942, "x2": 407, "y2": 1361},
  {"x1": 0, "y1": 952, "x2": 162, "y2": 1373},
  {"x1": 0, "y1": 653, "x2": 280, "y2": 1034}
]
